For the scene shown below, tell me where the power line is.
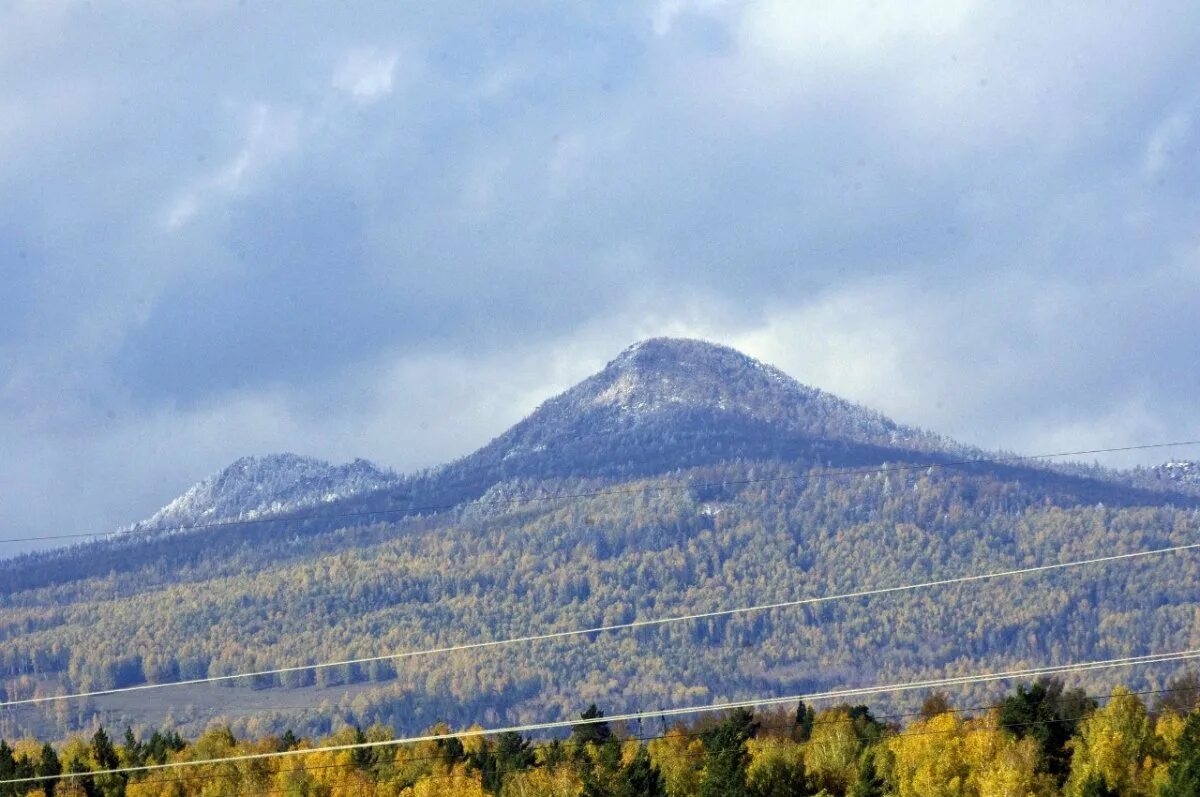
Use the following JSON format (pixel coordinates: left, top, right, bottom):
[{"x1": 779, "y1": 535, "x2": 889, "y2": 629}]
[
  {"x1": 5, "y1": 539, "x2": 1197, "y2": 709},
  {"x1": 2, "y1": 438, "x2": 1198, "y2": 546},
  {"x1": 66, "y1": 682, "x2": 1199, "y2": 797},
  {"x1": 4, "y1": 647, "x2": 1197, "y2": 785},
  {"x1": 49, "y1": 681, "x2": 1199, "y2": 794}
]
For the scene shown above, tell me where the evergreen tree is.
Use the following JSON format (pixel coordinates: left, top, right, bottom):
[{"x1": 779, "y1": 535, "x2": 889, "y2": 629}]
[
  {"x1": 435, "y1": 734, "x2": 465, "y2": 766},
  {"x1": 699, "y1": 709, "x2": 757, "y2": 797},
  {"x1": 847, "y1": 748, "x2": 885, "y2": 797},
  {"x1": 90, "y1": 727, "x2": 124, "y2": 797},
  {"x1": 470, "y1": 732, "x2": 535, "y2": 795},
  {"x1": 121, "y1": 728, "x2": 143, "y2": 768},
  {"x1": 67, "y1": 756, "x2": 96, "y2": 797},
  {"x1": 794, "y1": 701, "x2": 815, "y2": 742},
  {"x1": 615, "y1": 746, "x2": 665, "y2": 797},
  {"x1": 37, "y1": 744, "x2": 61, "y2": 797},
  {"x1": 350, "y1": 726, "x2": 373, "y2": 769},
  {"x1": 573, "y1": 704, "x2": 613, "y2": 745},
  {"x1": 0, "y1": 740, "x2": 16, "y2": 797},
  {"x1": 90, "y1": 728, "x2": 119, "y2": 771},
  {"x1": 999, "y1": 678, "x2": 1092, "y2": 780},
  {"x1": 1076, "y1": 773, "x2": 1120, "y2": 797}
]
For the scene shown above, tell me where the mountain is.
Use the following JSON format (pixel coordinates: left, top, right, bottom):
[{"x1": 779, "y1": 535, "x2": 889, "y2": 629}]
[
  {"x1": 125, "y1": 454, "x2": 401, "y2": 534},
  {"x1": 2, "y1": 338, "x2": 1199, "y2": 741},
  {"x1": 488, "y1": 337, "x2": 941, "y2": 454},
  {"x1": 114, "y1": 338, "x2": 959, "y2": 540}
]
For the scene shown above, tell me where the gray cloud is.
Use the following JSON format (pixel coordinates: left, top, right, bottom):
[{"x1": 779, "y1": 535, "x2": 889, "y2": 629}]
[{"x1": 2, "y1": 1, "x2": 1200, "y2": 554}]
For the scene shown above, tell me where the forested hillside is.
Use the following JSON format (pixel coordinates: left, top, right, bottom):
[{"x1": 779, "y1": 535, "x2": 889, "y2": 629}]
[{"x1": 1, "y1": 339, "x2": 1198, "y2": 743}]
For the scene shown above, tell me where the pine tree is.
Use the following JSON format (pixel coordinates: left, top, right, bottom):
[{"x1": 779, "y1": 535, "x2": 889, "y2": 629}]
[
  {"x1": 999, "y1": 678, "x2": 1092, "y2": 780},
  {"x1": 0, "y1": 740, "x2": 16, "y2": 797},
  {"x1": 794, "y1": 701, "x2": 815, "y2": 742},
  {"x1": 350, "y1": 726, "x2": 373, "y2": 769},
  {"x1": 470, "y1": 732, "x2": 535, "y2": 795},
  {"x1": 121, "y1": 728, "x2": 143, "y2": 768},
  {"x1": 573, "y1": 704, "x2": 613, "y2": 745},
  {"x1": 615, "y1": 746, "x2": 665, "y2": 797},
  {"x1": 37, "y1": 744, "x2": 61, "y2": 797},
  {"x1": 90, "y1": 728, "x2": 118, "y2": 771},
  {"x1": 90, "y1": 727, "x2": 125, "y2": 797},
  {"x1": 699, "y1": 709, "x2": 757, "y2": 797}
]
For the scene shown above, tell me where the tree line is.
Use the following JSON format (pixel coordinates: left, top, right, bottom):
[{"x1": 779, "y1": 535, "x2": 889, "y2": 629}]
[{"x1": 3, "y1": 676, "x2": 1200, "y2": 797}]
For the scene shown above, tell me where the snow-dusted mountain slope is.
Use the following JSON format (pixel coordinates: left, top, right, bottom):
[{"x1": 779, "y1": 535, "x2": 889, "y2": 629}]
[
  {"x1": 493, "y1": 337, "x2": 944, "y2": 454},
  {"x1": 121, "y1": 339, "x2": 958, "y2": 538},
  {"x1": 126, "y1": 453, "x2": 400, "y2": 534}
]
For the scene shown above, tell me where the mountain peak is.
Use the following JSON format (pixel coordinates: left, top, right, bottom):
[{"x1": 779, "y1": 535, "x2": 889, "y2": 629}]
[
  {"x1": 586, "y1": 337, "x2": 793, "y2": 415},
  {"x1": 480, "y1": 337, "x2": 940, "y2": 468},
  {"x1": 126, "y1": 453, "x2": 399, "y2": 534}
]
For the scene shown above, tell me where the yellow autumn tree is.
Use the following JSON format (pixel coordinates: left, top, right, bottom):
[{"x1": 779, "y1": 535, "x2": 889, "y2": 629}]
[
  {"x1": 647, "y1": 729, "x2": 703, "y2": 797},
  {"x1": 962, "y1": 714, "x2": 1053, "y2": 797},
  {"x1": 803, "y1": 709, "x2": 860, "y2": 794},
  {"x1": 1064, "y1": 687, "x2": 1158, "y2": 797},
  {"x1": 498, "y1": 763, "x2": 580, "y2": 797},
  {"x1": 886, "y1": 712, "x2": 969, "y2": 797}
]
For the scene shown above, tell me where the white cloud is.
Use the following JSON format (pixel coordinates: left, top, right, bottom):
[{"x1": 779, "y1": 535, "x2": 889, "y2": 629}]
[
  {"x1": 735, "y1": 0, "x2": 975, "y2": 67},
  {"x1": 332, "y1": 47, "x2": 402, "y2": 101},
  {"x1": 164, "y1": 103, "x2": 300, "y2": 230}
]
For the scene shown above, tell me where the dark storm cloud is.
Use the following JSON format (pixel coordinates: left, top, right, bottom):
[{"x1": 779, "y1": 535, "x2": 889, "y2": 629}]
[{"x1": 2, "y1": 1, "x2": 1200, "y2": 552}]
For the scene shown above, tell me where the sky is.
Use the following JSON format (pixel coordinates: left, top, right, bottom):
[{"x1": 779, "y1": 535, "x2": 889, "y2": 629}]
[{"x1": 2, "y1": 1, "x2": 1199, "y2": 555}]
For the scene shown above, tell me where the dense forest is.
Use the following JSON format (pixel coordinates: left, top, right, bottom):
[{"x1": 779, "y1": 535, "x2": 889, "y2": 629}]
[
  {"x1": 2, "y1": 458, "x2": 1199, "y2": 740},
  {"x1": 3, "y1": 677, "x2": 1200, "y2": 797}
]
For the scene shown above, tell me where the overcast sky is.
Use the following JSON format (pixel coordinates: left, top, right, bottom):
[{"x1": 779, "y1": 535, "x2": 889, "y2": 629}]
[{"x1": 2, "y1": 1, "x2": 1199, "y2": 555}]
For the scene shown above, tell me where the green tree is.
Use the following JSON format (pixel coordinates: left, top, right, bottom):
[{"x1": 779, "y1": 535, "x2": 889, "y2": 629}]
[
  {"x1": 0, "y1": 741, "x2": 16, "y2": 797},
  {"x1": 999, "y1": 677, "x2": 1093, "y2": 780},
  {"x1": 90, "y1": 728, "x2": 118, "y2": 771},
  {"x1": 573, "y1": 704, "x2": 612, "y2": 746},
  {"x1": 350, "y1": 726, "x2": 374, "y2": 769},
  {"x1": 37, "y1": 743, "x2": 62, "y2": 797},
  {"x1": 89, "y1": 727, "x2": 124, "y2": 797},
  {"x1": 580, "y1": 737, "x2": 622, "y2": 797},
  {"x1": 847, "y1": 748, "x2": 885, "y2": 797},
  {"x1": 614, "y1": 746, "x2": 665, "y2": 797},
  {"x1": 794, "y1": 702, "x2": 815, "y2": 743},
  {"x1": 121, "y1": 728, "x2": 143, "y2": 768},
  {"x1": 699, "y1": 709, "x2": 757, "y2": 797},
  {"x1": 470, "y1": 732, "x2": 535, "y2": 795}
]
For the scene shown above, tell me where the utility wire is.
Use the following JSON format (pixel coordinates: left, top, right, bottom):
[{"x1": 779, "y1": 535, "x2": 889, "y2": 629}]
[
  {"x1": 71, "y1": 697, "x2": 1184, "y2": 797},
  {"x1": 52, "y1": 681, "x2": 1198, "y2": 794},
  {"x1": 2, "y1": 439, "x2": 1198, "y2": 546},
  {"x1": 4, "y1": 647, "x2": 1197, "y2": 785},
  {"x1": 5, "y1": 539, "x2": 1197, "y2": 709}
]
